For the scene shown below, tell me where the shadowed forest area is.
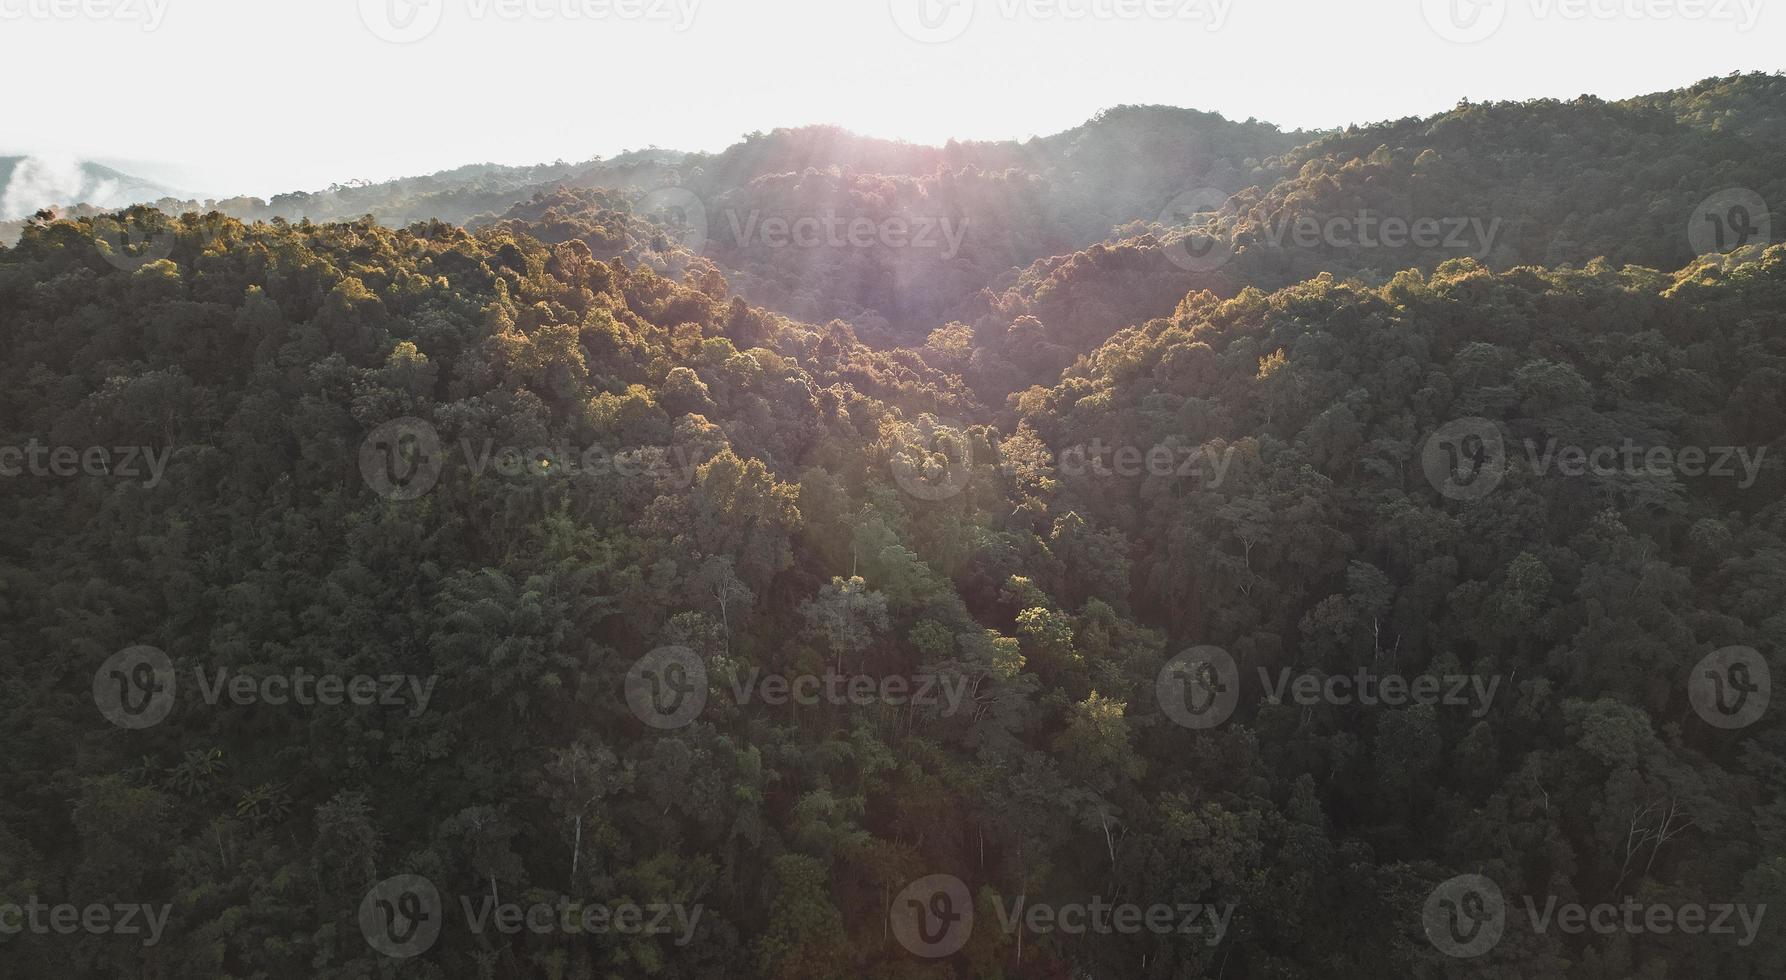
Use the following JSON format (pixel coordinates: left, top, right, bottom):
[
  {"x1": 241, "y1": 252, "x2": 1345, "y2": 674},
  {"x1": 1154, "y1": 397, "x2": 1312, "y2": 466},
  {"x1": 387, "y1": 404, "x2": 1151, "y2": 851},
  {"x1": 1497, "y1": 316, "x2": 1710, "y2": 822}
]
[{"x1": 1, "y1": 69, "x2": 1783, "y2": 978}]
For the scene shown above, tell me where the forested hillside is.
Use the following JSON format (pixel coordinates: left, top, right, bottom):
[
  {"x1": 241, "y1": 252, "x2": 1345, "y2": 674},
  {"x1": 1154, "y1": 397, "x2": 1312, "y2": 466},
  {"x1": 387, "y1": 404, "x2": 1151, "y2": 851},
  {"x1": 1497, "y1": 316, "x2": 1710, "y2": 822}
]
[
  {"x1": 402, "y1": 76, "x2": 1786, "y2": 396},
  {"x1": 1, "y1": 74, "x2": 1783, "y2": 980},
  {"x1": 942, "y1": 75, "x2": 1786, "y2": 400}
]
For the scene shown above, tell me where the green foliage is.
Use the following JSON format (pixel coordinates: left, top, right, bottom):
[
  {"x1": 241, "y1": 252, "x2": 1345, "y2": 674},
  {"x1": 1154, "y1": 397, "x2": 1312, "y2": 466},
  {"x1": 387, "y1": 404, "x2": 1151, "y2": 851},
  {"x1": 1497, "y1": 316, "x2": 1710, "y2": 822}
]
[{"x1": 2, "y1": 78, "x2": 1784, "y2": 979}]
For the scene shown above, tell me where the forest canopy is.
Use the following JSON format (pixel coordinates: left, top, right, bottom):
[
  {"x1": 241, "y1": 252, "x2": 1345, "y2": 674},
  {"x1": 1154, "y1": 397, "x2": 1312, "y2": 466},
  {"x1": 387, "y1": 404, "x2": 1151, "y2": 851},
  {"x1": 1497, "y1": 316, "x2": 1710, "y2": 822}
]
[{"x1": 1, "y1": 73, "x2": 1783, "y2": 980}]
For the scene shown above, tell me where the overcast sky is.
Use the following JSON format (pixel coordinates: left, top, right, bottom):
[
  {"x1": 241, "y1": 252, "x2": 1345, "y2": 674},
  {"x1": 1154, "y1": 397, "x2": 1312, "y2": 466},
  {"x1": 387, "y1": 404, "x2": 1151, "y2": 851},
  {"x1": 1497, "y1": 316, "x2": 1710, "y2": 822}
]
[{"x1": 1, "y1": 0, "x2": 1779, "y2": 198}]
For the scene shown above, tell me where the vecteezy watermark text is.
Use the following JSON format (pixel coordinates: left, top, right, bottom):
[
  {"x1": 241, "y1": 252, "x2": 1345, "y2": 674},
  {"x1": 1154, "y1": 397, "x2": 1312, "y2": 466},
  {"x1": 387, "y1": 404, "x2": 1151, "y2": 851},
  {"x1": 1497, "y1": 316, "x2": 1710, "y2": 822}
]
[
  {"x1": 461, "y1": 896, "x2": 701, "y2": 944},
  {"x1": 1055, "y1": 441, "x2": 1235, "y2": 484},
  {"x1": 358, "y1": 875, "x2": 701, "y2": 958},
  {"x1": 1258, "y1": 212, "x2": 1502, "y2": 256},
  {"x1": 93, "y1": 645, "x2": 437, "y2": 729},
  {"x1": 460, "y1": 439, "x2": 705, "y2": 485},
  {"x1": 891, "y1": 0, "x2": 1234, "y2": 44},
  {"x1": 465, "y1": 0, "x2": 698, "y2": 27},
  {"x1": 990, "y1": 896, "x2": 1235, "y2": 945},
  {"x1": 0, "y1": 0, "x2": 169, "y2": 30},
  {"x1": 624, "y1": 647, "x2": 971, "y2": 730},
  {"x1": 888, "y1": 420, "x2": 1239, "y2": 503},
  {"x1": 360, "y1": 0, "x2": 700, "y2": 43},
  {"x1": 1422, "y1": 0, "x2": 1763, "y2": 44},
  {"x1": 1260, "y1": 667, "x2": 1500, "y2": 719},
  {"x1": 1158, "y1": 187, "x2": 1504, "y2": 272},
  {"x1": 1424, "y1": 875, "x2": 1766, "y2": 958},
  {"x1": 0, "y1": 442, "x2": 171, "y2": 487},
  {"x1": 1423, "y1": 418, "x2": 1770, "y2": 501},
  {"x1": 359, "y1": 417, "x2": 707, "y2": 501},
  {"x1": 0, "y1": 898, "x2": 172, "y2": 946},
  {"x1": 722, "y1": 210, "x2": 968, "y2": 259},
  {"x1": 1155, "y1": 647, "x2": 1502, "y2": 729},
  {"x1": 887, "y1": 873, "x2": 1234, "y2": 959},
  {"x1": 1526, "y1": 439, "x2": 1765, "y2": 489}
]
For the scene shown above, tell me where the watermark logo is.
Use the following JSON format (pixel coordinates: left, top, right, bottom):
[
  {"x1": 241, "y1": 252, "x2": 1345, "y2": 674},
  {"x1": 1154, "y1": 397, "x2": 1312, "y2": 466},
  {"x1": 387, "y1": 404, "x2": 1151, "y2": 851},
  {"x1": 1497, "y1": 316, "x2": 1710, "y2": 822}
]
[
  {"x1": 1157, "y1": 194, "x2": 1497, "y2": 270},
  {"x1": 1526, "y1": 896, "x2": 1766, "y2": 946},
  {"x1": 893, "y1": 0, "x2": 1231, "y2": 43},
  {"x1": 358, "y1": 0, "x2": 445, "y2": 43},
  {"x1": 1423, "y1": 874, "x2": 1505, "y2": 958},
  {"x1": 91, "y1": 211, "x2": 177, "y2": 271},
  {"x1": 358, "y1": 875, "x2": 702, "y2": 955},
  {"x1": 1690, "y1": 189, "x2": 1771, "y2": 256},
  {"x1": 462, "y1": 895, "x2": 701, "y2": 942},
  {"x1": 0, "y1": 898, "x2": 173, "y2": 946},
  {"x1": 1159, "y1": 187, "x2": 1234, "y2": 272},
  {"x1": 89, "y1": 211, "x2": 230, "y2": 273},
  {"x1": 1526, "y1": 440, "x2": 1765, "y2": 489},
  {"x1": 890, "y1": 874, "x2": 973, "y2": 958},
  {"x1": 736, "y1": 670, "x2": 970, "y2": 716},
  {"x1": 462, "y1": 440, "x2": 704, "y2": 485},
  {"x1": 990, "y1": 896, "x2": 1234, "y2": 943},
  {"x1": 360, "y1": 875, "x2": 443, "y2": 958},
  {"x1": 1425, "y1": 419, "x2": 1769, "y2": 500},
  {"x1": 1255, "y1": 212, "x2": 1503, "y2": 258},
  {"x1": 1425, "y1": 875, "x2": 1767, "y2": 956},
  {"x1": 1, "y1": 442, "x2": 172, "y2": 486},
  {"x1": 1423, "y1": 0, "x2": 1761, "y2": 42},
  {"x1": 475, "y1": 0, "x2": 699, "y2": 29},
  {"x1": 0, "y1": 0, "x2": 169, "y2": 30},
  {"x1": 1531, "y1": 0, "x2": 1761, "y2": 30},
  {"x1": 360, "y1": 0, "x2": 700, "y2": 42},
  {"x1": 1262, "y1": 669, "x2": 1501, "y2": 718},
  {"x1": 1423, "y1": 418, "x2": 1506, "y2": 501},
  {"x1": 94, "y1": 649, "x2": 436, "y2": 729},
  {"x1": 360, "y1": 423, "x2": 707, "y2": 499},
  {"x1": 1056, "y1": 440, "x2": 1235, "y2": 485},
  {"x1": 192, "y1": 667, "x2": 436, "y2": 716},
  {"x1": 1690, "y1": 645, "x2": 1770, "y2": 730},
  {"x1": 637, "y1": 187, "x2": 709, "y2": 254},
  {"x1": 360, "y1": 418, "x2": 445, "y2": 501},
  {"x1": 721, "y1": 209, "x2": 969, "y2": 259},
  {"x1": 625, "y1": 646, "x2": 708, "y2": 729},
  {"x1": 890, "y1": 415, "x2": 974, "y2": 501},
  {"x1": 625, "y1": 651, "x2": 969, "y2": 728},
  {"x1": 1421, "y1": 0, "x2": 1508, "y2": 43},
  {"x1": 1157, "y1": 646, "x2": 1240, "y2": 729},
  {"x1": 93, "y1": 645, "x2": 176, "y2": 729},
  {"x1": 889, "y1": 0, "x2": 975, "y2": 42}
]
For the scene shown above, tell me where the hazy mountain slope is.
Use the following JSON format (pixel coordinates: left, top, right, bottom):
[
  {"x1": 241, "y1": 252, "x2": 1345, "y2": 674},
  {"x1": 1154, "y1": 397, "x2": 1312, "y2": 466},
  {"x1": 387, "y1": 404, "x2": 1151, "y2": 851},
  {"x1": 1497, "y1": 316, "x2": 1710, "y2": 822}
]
[
  {"x1": 1222, "y1": 73, "x2": 1786, "y2": 276},
  {"x1": 0, "y1": 157, "x2": 180, "y2": 220},
  {"x1": 12, "y1": 75, "x2": 1782, "y2": 404},
  {"x1": 952, "y1": 72, "x2": 1786, "y2": 402},
  {"x1": 509, "y1": 110, "x2": 1305, "y2": 338}
]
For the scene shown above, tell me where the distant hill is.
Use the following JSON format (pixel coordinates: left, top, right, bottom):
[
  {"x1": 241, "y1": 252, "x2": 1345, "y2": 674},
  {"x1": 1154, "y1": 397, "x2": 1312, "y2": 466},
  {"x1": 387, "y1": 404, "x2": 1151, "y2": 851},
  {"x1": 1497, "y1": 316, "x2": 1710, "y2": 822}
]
[
  {"x1": 12, "y1": 73, "x2": 1783, "y2": 363},
  {"x1": 945, "y1": 72, "x2": 1786, "y2": 400},
  {"x1": 0, "y1": 156, "x2": 182, "y2": 221},
  {"x1": 462, "y1": 110, "x2": 1307, "y2": 339}
]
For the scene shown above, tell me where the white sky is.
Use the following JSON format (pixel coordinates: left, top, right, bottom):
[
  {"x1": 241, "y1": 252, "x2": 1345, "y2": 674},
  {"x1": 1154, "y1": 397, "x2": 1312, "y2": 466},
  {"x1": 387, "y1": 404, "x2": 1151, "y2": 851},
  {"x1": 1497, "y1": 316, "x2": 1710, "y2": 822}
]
[{"x1": 0, "y1": 0, "x2": 1779, "y2": 199}]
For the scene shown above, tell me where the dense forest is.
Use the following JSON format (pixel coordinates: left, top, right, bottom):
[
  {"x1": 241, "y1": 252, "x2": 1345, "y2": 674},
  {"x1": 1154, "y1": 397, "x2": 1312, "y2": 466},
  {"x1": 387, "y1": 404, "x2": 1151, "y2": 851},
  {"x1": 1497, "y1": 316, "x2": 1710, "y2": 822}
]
[{"x1": 1, "y1": 73, "x2": 1782, "y2": 979}]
